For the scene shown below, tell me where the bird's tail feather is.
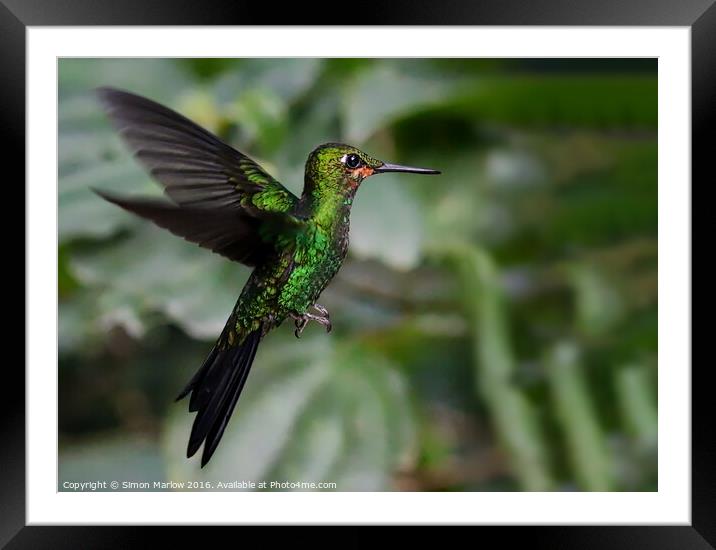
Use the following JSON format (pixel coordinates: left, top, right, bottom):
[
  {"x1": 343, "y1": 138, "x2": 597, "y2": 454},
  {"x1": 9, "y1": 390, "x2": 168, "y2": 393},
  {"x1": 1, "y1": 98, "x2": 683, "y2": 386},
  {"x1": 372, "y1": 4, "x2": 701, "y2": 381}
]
[{"x1": 176, "y1": 322, "x2": 262, "y2": 467}]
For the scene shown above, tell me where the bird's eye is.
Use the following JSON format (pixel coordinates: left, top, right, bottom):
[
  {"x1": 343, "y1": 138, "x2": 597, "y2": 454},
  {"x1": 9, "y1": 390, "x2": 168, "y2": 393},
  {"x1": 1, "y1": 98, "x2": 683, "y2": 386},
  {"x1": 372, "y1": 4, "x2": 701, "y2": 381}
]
[{"x1": 344, "y1": 154, "x2": 361, "y2": 169}]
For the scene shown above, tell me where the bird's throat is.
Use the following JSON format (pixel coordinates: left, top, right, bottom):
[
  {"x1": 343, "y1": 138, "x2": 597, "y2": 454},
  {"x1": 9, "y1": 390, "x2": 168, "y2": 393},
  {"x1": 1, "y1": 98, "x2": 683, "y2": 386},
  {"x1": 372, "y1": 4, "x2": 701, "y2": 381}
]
[{"x1": 309, "y1": 189, "x2": 354, "y2": 230}]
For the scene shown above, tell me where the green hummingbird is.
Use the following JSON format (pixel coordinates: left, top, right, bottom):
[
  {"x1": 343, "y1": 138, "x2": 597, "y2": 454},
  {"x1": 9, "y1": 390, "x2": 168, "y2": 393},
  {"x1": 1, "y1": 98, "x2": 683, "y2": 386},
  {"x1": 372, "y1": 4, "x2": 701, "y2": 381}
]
[{"x1": 94, "y1": 87, "x2": 440, "y2": 467}]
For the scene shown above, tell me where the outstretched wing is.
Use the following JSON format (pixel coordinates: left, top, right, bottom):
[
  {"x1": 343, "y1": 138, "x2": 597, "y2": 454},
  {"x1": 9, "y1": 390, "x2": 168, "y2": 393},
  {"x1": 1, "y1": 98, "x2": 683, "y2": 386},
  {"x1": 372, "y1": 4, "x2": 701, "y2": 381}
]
[
  {"x1": 96, "y1": 87, "x2": 301, "y2": 265},
  {"x1": 94, "y1": 190, "x2": 267, "y2": 265}
]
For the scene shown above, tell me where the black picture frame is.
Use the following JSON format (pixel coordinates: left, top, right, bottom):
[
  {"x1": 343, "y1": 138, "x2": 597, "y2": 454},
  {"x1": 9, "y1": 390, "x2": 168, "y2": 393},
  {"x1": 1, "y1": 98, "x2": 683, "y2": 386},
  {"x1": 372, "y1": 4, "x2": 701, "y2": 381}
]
[{"x1": 3, "y1": 0, "x2": 707, "y2": 546}]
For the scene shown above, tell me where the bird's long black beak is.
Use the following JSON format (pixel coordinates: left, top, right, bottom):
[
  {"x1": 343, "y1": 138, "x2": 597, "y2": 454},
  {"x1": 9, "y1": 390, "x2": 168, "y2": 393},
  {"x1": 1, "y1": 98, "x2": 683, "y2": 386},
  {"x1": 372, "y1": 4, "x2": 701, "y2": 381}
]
[{"x1": 375, "y1": 162, "x2": 441, "y2": 175}]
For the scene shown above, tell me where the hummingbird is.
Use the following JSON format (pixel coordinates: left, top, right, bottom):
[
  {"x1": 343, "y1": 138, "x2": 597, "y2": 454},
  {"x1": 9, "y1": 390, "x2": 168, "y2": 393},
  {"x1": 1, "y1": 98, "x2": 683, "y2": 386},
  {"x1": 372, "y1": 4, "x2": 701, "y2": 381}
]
[{"x1": 94, "y1": 87, "x2": 440, "y2": 467}]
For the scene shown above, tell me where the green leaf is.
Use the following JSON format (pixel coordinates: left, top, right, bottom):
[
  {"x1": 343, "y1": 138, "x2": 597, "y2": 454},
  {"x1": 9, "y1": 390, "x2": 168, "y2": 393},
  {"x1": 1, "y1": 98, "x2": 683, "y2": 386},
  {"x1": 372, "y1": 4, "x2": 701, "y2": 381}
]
[
  {"x1": 567, "y1": 264, "x2": 624, "y2": 337},
  {"x1": 544, "y1": 341, "x2": 614, "y2": 491},
  {"x1": 531, "y1": 139, "x2": 658, "y2": 248},
  {"x1": 224, "y1": 89, "x2": 288, "y2": 153},
  {"x1": 343, "y1": 65, "x2": 459, "y2": 143},
  {"x1": 614, "y1": 364, "x2": 657, "y2": 450},
  {"x1": 344, "y1": 66, "x2": 657, "y2": 143},
  {"x1": 454, "y1": 76, "x2": 657, "y2": 130}
]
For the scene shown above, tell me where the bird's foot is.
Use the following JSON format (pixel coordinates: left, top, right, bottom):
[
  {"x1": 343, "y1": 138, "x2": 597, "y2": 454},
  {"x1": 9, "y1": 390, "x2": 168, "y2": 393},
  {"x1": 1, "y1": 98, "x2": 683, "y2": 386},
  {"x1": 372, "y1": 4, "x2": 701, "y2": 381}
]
[
  {"x1": 291, "y1": 306, "x2": 332, "y2": 338},
  {"x1": 312, "y1": 303, "x2": 329, "y2": 318},
  {"x1": 311, "y1": 304, "x2": 332, "y2": 334}
]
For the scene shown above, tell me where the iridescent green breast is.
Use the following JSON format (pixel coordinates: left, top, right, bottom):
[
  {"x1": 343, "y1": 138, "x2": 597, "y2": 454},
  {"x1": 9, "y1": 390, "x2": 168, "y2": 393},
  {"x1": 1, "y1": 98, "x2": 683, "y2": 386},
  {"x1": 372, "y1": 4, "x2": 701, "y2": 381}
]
[
  {"x1": 277, "y1": 221, "x2": 348, "y2": 314},
  {"x1": 234, "y1": 218, "x2": 349, "y2": 335}
]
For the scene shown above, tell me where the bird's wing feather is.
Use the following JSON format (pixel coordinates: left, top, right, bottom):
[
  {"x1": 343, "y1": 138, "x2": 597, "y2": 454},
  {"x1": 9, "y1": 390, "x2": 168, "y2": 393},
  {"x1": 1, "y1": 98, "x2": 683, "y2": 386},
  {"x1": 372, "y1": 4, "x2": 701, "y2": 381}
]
[
  {"x1": 96, "y1": 87, "x2": 304, "y2": 265},
  {"x1": 94, "y1": 190, "x2": 270, "y2": 265}
]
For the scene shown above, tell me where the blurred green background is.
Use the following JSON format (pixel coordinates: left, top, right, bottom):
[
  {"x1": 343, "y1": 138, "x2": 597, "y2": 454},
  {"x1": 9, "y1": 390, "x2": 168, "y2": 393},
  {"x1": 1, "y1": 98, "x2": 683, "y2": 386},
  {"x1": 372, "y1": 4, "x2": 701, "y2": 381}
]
[{"x1": 58, "y1": 58, "x2": 657, "y2": 491}]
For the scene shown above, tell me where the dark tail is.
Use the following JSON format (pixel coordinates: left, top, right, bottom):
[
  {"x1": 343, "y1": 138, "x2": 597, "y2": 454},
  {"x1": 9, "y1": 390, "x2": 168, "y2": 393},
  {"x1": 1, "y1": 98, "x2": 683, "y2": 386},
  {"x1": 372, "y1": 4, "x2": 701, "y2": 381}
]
[{"x1": 176, "y1": 322, "x2": 262, "y2": 467}]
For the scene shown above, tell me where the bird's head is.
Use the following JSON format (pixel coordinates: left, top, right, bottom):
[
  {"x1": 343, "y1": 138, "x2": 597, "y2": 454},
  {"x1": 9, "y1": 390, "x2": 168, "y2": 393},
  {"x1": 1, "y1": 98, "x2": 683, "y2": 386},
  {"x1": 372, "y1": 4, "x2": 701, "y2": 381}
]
[{"x1": 304, "y1": 142, "x2": 440, "y2": 198}]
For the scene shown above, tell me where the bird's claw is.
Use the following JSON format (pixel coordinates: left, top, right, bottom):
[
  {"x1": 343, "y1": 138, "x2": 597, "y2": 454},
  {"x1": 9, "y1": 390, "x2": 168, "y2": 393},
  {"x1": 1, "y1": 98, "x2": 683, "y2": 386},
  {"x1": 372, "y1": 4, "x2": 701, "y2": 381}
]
[
  {"x1": 292, "y1": 305, "x2": 332, "y2": 338},
  {"x1": 312, "y1": 304, "x2": 332, "y2": 333},
  {"x1": 294, "y1": 316, "x2": 308, "y2": 338}
]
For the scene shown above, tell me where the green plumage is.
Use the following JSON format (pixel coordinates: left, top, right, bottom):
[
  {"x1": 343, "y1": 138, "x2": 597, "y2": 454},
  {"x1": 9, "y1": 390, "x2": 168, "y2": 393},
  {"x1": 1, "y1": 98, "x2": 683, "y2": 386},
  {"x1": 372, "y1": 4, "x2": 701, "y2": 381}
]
[{"x1": 95, "y1": 88, "x2": 439, "y2": 466}]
